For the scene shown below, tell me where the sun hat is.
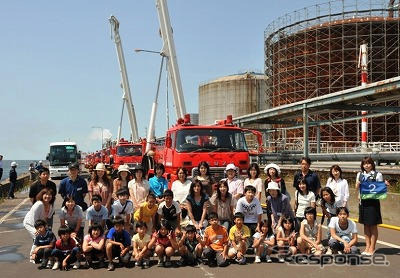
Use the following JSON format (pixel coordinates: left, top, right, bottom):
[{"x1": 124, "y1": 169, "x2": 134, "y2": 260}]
[
  {"x1": 95, "y1": 163, "x2": 106, "y2": 171},
  {"x1": 264, "y1": 163, "x2": 281, "y2": 175},
  {"x1": 117, "y1": 164, "x2": 130, "y2": 173},
  {"x1": 267, "y1": 181, "x2": 280, "y2": 191}
]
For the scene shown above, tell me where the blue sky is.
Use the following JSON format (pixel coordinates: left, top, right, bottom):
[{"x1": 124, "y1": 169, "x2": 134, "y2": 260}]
[{"x1": 0, "y1": 0, "x2": 318, "y2": 160}]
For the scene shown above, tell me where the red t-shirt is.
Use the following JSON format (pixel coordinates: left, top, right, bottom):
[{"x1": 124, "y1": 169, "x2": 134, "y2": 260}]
[
  {"x1": 55, "y1": 238, "x2": 76, "y2": 251},
  {"x1": 152, "y1": 231, "x2": 176, "y2": 247}
]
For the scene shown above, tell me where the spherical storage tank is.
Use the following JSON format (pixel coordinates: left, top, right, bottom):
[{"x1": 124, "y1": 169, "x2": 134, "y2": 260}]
[{"x1": 199, "y1": 72, "x2": 268, "y2": 125}]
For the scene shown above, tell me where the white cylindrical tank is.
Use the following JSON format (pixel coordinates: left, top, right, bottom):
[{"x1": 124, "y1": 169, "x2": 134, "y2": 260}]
[{"x1": 199, "y1": 72, "x2": 268, "y2": 125}]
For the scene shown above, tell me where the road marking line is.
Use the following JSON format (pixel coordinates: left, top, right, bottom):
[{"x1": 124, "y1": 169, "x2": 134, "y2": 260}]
[
  {"x1": 0, "y1": 198, "x2": 29, "y2": 225},
  {"x1": 199, "y1": 265, "x2": 215, "y2": 277},
  {"x1": 0, "y1": 229, "x2": 24, "y2": 234},
  {"x1": 0, "y1": 217, "x2": 24, "y2": 222},
  {"x1": 321, "y1": 225, "x2": 400, "y2": 249}
]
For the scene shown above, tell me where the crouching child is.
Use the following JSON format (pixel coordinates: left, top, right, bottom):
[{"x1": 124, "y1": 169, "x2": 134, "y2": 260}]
[
  {"x1": 203, "y1": 212, "x2": 229, "y2": 267},
  {"x1": 228, "y1": 212, "x2": 250, "y2": 265},
  {"x1": 32, "y1": 219, "x2": 56, "y2": 269},
  {"x1": 177, "y1": 224, "x2": 204, "y2": 266},
  {"x1": 131, "y1": 222, "x2": 152, "y2": 268},
  {"x1": 253, "y1": 219, "x2": 275, "y2": 263},
  {"x1": 51, "y1": 225, "x2": 79, "y2": 270},
  {"x1": 82, "y1": 223, "x2": 105, "y2": 268},
  {"x1": 106, "y1": 216, "x2": 131, "y2": 271}
]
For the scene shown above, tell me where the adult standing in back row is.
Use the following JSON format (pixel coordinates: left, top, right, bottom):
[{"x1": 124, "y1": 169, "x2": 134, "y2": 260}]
[
  {"x1": 293, "y1": 157, "x2": 321, "y2": 199},
  {"x1": 59, "y1": 162, "x2": 88, "y2": 211}
]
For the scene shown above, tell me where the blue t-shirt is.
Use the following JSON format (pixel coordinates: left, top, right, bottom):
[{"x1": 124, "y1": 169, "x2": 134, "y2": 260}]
[
  {"x1": 86, "y1": 205, "x2": 109, "y2": 224},
  {"x1": 34, "y1": 230, "x2": 56, "y2": 246},
  {"x1": 59, "y1": 176, "x2": 88, "y2": 208},
  {"x1": 149, "y1": 176, "x2": 168, "y2": 198},
  {"x1": 106, "y1": 227, "x2": 131, "y2": 247}
]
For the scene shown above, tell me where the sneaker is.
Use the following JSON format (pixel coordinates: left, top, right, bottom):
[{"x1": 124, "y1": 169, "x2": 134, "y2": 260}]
[
  {"x1": 326, "y1": 248, "x2": 332, "y2": 255},
  {"x1": 157, "y1": 258, "x2": 165, "y2": 267},
  {"x1": 164, "y1": 260, "x2": 172, "y2": 267},
  {"x1": 176, "y1": 258, "x2": 186, "y2": 267},
  {"x1": 73, "y1": 260, "x2": 80, "y2": 269},
  {"x1": 278, "y1": 257, "x2": 285, "y2": 263},
  {"x1": 46, "y1": 259, "x2": 54, "y2": 269},
  {"x1": 254, "y1": 256, "x2": 261, "y2": 263},
  {"x1": 107, "y1": 262, "x2": 115, "y2": 271},
  {"x1": 236, "y1": 256, "x2": 246, "y2": 265},
  {"x1": 135, "y1": 260, "x2": 142, "y2": 267},
  {"x1": 143, "y1": 260, "x2": 150, "y2": 269},
  {"x1": 37, "y1": 260, "x2": 47, "y2": 270},
  {"x1": 29, "y1": 258, "x2": 35, "y2": 264},
  {"x1": 265, "y1": 255, "x2": 272, "y2": 263},
  {"x1": 52, "y1": 261, "x2": 60, "y2": 270}
]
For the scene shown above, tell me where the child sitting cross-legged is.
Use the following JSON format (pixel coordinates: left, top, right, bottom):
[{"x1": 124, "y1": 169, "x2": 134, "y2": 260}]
[
  {"x1": 31, "y1": 219, "x2": 56, "y2": 269},
  {"x1": 105, "y1": 216, "x2": 131, "y2": 271},
  {"x1": 177, "y1": 224, "x2": 204, "y2": 266},
  {"x1": 202, "y1": 212, "x2": 229, "y2": 267},
  {"x1": 82, "y1": 223, "x2": 105, "y2": 269},
  {"x1": 131, "y1": 222, "x2": 152, "y2": 268},
  {"x1": 227, "y1": 212, "x2": 250, "y2": 265},
  {"x1": 148, "y1": 219, "x2": 178, "y2": 268},
  {"x1": 253, "y1": 219, "x2": 275, "y2": 263},
  {"x1": 51, "y1": 225, "x2": 80, "y2": 271}
]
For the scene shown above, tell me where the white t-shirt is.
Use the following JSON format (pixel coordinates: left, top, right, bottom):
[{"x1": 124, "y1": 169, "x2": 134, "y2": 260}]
[
  {"x1": 86, "y1": 205, "x2": 109, "y2": 224},
  {"x1": 59, "y1": 205, "x2": 85, "y2": 228},
  {"x1": 244, "y1": 178, "x2": 263, "y2": 196},
  {"x1": 112, "y1": 199, "x2": 134, "y2": 217},
  {"x1": 235, "y1": 196, "x2": 263, "y2": 224},
  {"x1": 328, "y1": 216, "x2": 357, "y2": 239},
  {"x1": 326, "y1": 178, "x2": 349, "y2": 207},
  {"x1": 171, "y1": 179, "x2": 192, "y2": 203},
  {"x1": 295, "y1": 190, "x2": 315, "y2": 218},
  {"x1": 253, "y1": 232, "x2": 275, "y2": 246}
]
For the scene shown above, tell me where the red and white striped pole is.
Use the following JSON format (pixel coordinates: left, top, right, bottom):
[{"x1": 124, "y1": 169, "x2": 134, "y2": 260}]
[{"x1": 358, "y1": 44, "x2": 368, "y2": 151}]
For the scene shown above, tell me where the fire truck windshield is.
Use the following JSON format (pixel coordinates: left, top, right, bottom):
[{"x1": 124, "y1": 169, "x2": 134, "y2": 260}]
[
  {"x1": 117, "y1": 145, "x2": 143, "y2": 157},
  {"x1": 176, "y1": 129, "x2": 248, "y2": 152}
]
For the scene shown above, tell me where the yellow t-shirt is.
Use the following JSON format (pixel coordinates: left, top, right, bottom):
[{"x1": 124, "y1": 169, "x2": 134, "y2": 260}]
[
  {"x1": 229, "y1": 224, "x2": 250, "y2": 243},
  {"x1": 134, "y1": 202, "x2": 158, "y2": 222}
]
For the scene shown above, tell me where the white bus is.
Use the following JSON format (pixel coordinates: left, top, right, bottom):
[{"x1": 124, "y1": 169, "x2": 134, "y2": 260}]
[{"x1": 46, "y1": 142, "x2": 81, "y2": 179}]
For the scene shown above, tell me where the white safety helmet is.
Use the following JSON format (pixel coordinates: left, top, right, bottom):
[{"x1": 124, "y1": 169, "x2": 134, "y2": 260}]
[
  {"x1": 11, "y1": 161, "x2": 18, "y2": 167},
  {"x1": 39, "y1": 160, "x2": 43, "y2": 164},
  {"x1": 264, "y1": 163, "x2": 281, "y2": 175}
]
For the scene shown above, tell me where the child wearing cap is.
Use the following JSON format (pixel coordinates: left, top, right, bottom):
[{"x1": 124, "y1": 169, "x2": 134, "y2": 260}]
[
  {"x1": 224, "y1": 164, "x2": 244, "y2": 201},
  {"x1": 228, "y1": 212, "x2": 250, "y2": 265},
  {"x1": 266, "y1": 181, "x2": 294, "y2": 232}
]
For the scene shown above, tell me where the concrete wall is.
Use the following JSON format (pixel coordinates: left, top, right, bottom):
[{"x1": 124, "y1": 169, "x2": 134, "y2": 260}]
[{"x1": 0, "y1": 173, "x2": 31, "y2": 199}]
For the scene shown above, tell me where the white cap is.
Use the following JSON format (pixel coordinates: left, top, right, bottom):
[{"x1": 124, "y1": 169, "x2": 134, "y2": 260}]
[
  {"x1": 117, "y1": 164, "x2": 130, "y2": 173},
  {"x1": 11, "y1": 161, "x2": 18, "y2": 167},
  {"x1": 225, "y1": 163, "x2": 237, "y2": 172},
  {"x1": 264, "y1": 163, "x2": 281, "y2": 175},
  {"x1": 267, "y1": 181, "x2": 280, "y2": 191},
  {"x1": 95, "y1": 163, "x2": 106, "y2": 171}
]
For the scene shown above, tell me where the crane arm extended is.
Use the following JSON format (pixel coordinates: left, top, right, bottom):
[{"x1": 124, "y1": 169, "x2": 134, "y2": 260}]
[
  {"x1": 155, "y1": 0, "x2": 186, "y2": 119},
  {"x1": 109, "y1": 15, "x2": 139, "y2": 142}
]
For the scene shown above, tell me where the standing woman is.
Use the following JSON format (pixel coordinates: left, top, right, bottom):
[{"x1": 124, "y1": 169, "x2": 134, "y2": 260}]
[
  {"x1": 244, "y1": 163, "x2": 263, "y2": 200},
  {"x1": 171, "y1": 167, "x2": 191, "y2": 219},
  {"x1": 113, "y1": 164, "x2": 132, "y2": 200},
  {"x1": 356, "y1": 157, "x2": 387, "y2": 255},
  {"x1": 326, "y1": 165, "x2": 349, "y2": 207},
  {"x1": 23, "y1": 188, "x2": 56, "y2": 238},
  {"x1": 186, "y1": 179, "x2": 209, "y2": 231},
  {"x1": 210, "y1": 180, "x2": 234, "y2": 230},
  {"x1": 128, "y1": 165, "x2": 149, "y2": 211},
  {"x1": 264, "y1": 163, "x2": 288, "y2": 200},
  {"x1": 193, "y1": 161, "x2": 215, "y2": 197},
  {"x1": 88, "y1": 163, "x2": 112, "y2": 212}
]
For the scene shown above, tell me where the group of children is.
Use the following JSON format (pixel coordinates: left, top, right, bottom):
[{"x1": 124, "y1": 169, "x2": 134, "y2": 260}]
[{"x1": 28, "y1": 157, "x2": 382, "y2": 271}]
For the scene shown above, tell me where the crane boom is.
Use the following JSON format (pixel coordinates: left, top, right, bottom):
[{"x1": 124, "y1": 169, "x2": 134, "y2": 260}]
[
  {"x1": 155, "y1": 0, "x2": 186, "y2": 119},
  {"x1": 109, "y1": 15, "x2": 139, "y2": 142}
]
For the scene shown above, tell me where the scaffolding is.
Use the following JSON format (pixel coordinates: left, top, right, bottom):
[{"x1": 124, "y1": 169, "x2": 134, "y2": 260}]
[{"x1": 265, "y1": 0, "x2": 400, "y2": 143}]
